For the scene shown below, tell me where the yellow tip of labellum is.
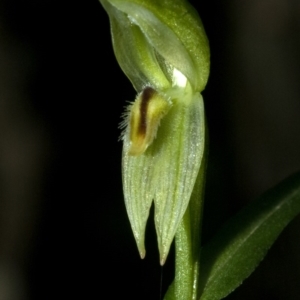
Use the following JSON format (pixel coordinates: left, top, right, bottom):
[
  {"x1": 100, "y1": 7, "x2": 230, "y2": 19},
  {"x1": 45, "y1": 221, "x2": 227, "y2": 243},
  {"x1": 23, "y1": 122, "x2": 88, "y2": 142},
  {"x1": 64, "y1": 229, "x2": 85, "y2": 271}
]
[{"x1": 128, "y1": 86, "x2": 171, "y2": 156}]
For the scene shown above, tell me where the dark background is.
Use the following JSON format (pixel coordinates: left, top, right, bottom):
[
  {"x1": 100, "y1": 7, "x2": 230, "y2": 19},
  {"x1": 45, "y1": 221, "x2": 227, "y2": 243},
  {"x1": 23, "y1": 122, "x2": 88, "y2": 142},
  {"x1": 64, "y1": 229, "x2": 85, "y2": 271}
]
[{"x1": 0, "y1": 0, "x2": 300, "y2": 299}]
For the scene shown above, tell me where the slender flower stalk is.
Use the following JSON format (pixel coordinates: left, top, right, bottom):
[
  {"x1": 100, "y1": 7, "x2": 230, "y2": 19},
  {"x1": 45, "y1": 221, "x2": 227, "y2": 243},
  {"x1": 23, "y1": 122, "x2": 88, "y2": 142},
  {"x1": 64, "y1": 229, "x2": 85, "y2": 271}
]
[{"x1": 100, "y1": 0, "x2": 210, "y2": 264}]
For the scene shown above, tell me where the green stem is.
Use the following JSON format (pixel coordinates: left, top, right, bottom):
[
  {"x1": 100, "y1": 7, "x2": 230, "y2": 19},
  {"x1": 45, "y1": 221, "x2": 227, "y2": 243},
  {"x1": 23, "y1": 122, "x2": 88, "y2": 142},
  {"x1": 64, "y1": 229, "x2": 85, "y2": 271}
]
[{"x1": 174, "y1": 207, "x2": 194, "y2": 300}]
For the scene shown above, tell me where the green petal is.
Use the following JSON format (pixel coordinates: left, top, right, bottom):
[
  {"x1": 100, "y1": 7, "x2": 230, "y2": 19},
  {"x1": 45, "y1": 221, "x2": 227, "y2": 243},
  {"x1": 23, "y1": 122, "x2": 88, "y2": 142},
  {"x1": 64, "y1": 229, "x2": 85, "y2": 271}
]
[
  {"x1": 100, "y1": 0, "x2": 210, "y2": 92},
  {"x1": 100, "y1": 0, "x2": 170, "y2": 91},
  {"x1": 122, "y1": 89, "x2": 205, "y2": 263}
]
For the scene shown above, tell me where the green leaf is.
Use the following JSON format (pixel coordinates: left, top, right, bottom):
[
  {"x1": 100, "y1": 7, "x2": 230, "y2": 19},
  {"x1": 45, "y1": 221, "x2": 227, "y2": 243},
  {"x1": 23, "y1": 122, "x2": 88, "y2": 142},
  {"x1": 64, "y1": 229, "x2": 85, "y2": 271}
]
[{"x1": 199, "y1": 171, "x2": 300, "y2": 300}]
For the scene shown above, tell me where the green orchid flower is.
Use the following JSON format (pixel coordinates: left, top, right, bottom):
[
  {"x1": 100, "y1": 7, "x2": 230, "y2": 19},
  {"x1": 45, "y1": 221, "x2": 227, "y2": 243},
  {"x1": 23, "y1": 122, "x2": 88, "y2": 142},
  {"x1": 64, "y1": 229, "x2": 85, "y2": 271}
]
[
  {"x1": 100, "y1": 0, "x2": 210, "y2": 264},
  {"x1": 100, "y1": 3, "x2": 300, "y2": 300}
]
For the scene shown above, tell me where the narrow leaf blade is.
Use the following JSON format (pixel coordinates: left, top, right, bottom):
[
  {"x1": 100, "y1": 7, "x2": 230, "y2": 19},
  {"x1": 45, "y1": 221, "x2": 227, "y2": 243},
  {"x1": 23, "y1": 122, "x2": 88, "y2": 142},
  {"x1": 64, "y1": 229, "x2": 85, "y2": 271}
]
[{"x1": 199, "y1": 172, "x2": 300, "y2": 300}]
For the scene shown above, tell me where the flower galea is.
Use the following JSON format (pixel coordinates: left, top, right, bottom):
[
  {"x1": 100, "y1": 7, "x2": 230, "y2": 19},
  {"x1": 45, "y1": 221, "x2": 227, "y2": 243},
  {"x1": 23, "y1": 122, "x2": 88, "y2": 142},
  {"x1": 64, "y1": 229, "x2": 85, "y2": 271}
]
[{"x1": 100, "y1": 0, "x2": 210, "y2": 264}]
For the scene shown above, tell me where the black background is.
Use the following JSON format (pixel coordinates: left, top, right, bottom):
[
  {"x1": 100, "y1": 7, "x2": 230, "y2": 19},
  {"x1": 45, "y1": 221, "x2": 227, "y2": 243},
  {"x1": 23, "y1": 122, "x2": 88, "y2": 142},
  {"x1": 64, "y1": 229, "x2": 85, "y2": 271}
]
[{"x1": 0, "y1": 1, "x2": 300, "y2": 299}]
